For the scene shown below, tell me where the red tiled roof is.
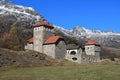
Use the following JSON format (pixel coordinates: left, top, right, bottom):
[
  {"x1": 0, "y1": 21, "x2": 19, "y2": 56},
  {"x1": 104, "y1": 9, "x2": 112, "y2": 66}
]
[
  {"x1": 27, "y1": 37, "x2": 33, "y2": 43},
  {"x1": 44, "y1": 35, "x2": 63, "y2": 44},
  {"x1": 33, "y1": 20, "x2": 54, "y2": 28},
  {"x1": 86, "y1": 40, "x2": 100, "y2": 46}
]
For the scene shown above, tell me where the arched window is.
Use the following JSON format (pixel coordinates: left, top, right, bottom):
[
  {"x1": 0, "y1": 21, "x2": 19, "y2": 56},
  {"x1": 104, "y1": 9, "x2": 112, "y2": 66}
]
[
  {"x1": 70, "y1": 51, "x2": 76, "y2": 55},
  {"x1": 72, "y1": 57, "x2": 77, "y2": 61}
]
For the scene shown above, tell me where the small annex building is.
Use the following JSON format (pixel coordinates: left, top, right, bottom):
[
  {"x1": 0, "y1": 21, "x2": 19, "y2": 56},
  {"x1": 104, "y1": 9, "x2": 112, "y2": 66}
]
[
  {"x1": 66, "y1": 44, "x2": 83, "y2": 62},
  {"x1": 66, "y1": 40, "x2": 101, "y2": 63}
]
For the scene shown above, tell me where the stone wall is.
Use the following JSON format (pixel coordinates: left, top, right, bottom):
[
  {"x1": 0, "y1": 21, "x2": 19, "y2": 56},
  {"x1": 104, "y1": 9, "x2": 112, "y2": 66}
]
[
  {"x1": 81, "y1": 53, "x2": 100, "y2": 63},
  {"x1": 66, "y1": 48, "x2": 82, "y2": 63},
  {"x1": 43, "y1": 44, "x2": 55, "y2": 58},
  {"x1": 43, "y1": 28, "x2": 54, "y2": 42},
  {"x1": 85, "y1": 45, "x2": 100, "y2": 56},
  {"x1": 55, "y1": 40, "x2": 66, "y2": 59},
  {"x1": 65, "y1": 54, "x2": 82, "y2": 63},
  {"x1": 33, "y1": 26, "x2": 44, "y2": 52},
  {"x1": 25, "y1": 43, "x2": 34, "y2": 50}
]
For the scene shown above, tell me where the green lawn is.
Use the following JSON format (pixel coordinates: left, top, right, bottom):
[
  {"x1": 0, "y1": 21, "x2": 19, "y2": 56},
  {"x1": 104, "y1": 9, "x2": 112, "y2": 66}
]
[{"x1": 0, "y1": 65, "x2": 120, "y2": 80}]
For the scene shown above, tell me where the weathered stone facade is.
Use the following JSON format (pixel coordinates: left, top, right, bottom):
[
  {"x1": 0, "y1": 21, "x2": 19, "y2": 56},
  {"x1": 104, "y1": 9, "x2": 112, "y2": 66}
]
[
  {"x1": 55, "y1": 40, "x2": 66, "y2": 59},
  {"x1": 66, "y1": 42, "x2": 101, "y2": 63},
  {"x1": 25, "y1": 43, "x2": 33, "y2": 50},
  {"x1": 33, "y1": 26, "x2": 54, "y2": 53},
  {"x1": 25, "y1": 21, "x2": 101, "y2": 63},
  {"x1": 43, "y1": 44, "x2": 55, "y2": 58},
  {"x1": 43, "y1": 40, "x2": 66, "y2": 59},
  {"x1": 25, "y1": 21, "x2": 66, "y2": 59}
]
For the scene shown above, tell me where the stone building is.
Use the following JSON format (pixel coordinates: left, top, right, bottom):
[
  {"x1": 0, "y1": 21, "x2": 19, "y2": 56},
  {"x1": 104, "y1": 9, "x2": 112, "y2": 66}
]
[
  {"x1": 25, "y1": 20, "x2": 66, "y2": 59},
  {"x1": 66, "y1": 44, "x2": 82, "y2": 62},
  {"x1": 25, "y1": 20, "x2": 101, "y2": 63},
  {"x1": 66, "y1": 40, "x2": 101, "y2": 63}
]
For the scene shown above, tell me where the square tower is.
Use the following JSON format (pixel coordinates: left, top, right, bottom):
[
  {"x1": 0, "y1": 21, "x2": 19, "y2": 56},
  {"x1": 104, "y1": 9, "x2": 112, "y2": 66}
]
[
  {"x1": 85, "y1": 40, "x2": 101, "y2": 61},
  {"x1": 33, "y1": 20, "x2": 54, "y2": 53}
]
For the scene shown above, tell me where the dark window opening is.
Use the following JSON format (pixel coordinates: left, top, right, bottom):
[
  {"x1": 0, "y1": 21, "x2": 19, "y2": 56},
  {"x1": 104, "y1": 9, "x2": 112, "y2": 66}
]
[
  {"x1": 70, "y1": 51, "x2": 76, "y2": 55},
  {"x1": 72, "y1": 57, "x2": 77, "y2": 61}
]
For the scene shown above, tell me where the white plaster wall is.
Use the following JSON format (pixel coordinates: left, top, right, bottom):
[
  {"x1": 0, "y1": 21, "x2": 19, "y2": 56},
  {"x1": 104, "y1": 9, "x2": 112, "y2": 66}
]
[
  {"x1": 66, "y1": 48, "x2": 82, "y2": 63},
  {"x1": 65, "y1": 54, "x2": 82, "y2": 63},
  {"x1": 85, "y1": 45, "x2": 95, "y2": 55},
  {"x1": 25, "y1": 43, "x2": 34, "y2": 50},
  {"x1": 66, "y1": 49, "x2": 78, "y2": 55}
]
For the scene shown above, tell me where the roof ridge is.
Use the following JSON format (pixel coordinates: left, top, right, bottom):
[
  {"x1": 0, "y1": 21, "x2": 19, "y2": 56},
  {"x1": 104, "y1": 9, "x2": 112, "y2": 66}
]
[{"x1": 33, "y1": 20, "x2": 54, "y2": 28}]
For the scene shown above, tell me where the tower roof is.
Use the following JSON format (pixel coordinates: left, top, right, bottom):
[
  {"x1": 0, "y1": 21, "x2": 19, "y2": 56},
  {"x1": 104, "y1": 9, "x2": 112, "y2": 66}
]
[
  {"x1": 33, "y1": 20, "x2": 54, "y2": 29},
  {"x1": 44, "y1": 35, "x2": 63, "y2": 44},
  {"x1": 27, "y1": 37, "x2": 33, "y2": 43},
  {"x1": 85, "y1": 40, "x2": 100, "y2": 46}
]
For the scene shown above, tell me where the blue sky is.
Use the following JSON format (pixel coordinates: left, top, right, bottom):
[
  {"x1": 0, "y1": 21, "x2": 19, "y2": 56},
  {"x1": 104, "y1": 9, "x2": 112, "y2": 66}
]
[{"x1": 7, "y1": 0, "x2": 120, "y2": 32}]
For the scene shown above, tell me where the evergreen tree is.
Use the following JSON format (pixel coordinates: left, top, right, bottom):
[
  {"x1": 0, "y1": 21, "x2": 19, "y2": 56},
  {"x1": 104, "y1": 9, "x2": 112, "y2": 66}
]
[
  {"x1": 0, "y1": 32, "x2": 11, "y2": 48},
  {"x1": 9, "y1": 26, "x2": 21, "y2": 50},
  {"x1": 68, "y1": 37, "x2": 78, "y2": 45}
]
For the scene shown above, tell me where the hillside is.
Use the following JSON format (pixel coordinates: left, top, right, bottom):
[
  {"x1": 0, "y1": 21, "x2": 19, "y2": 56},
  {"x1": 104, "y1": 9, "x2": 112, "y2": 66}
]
[
  {"x1": 0, "y1": 2, "x2": 120, "y2": 49},
  {"x1": 0, "y1": 2, "x2": 44, "y2": 45},
  {"x1": 0, "y1": 48, "x2": 62, "y2": 67},
  {"x1": 54, "y1": 26, "x2": 120, "y2": 49},
  {"x1": 0, "y1": 46, "x2": 120, "y2": 67},
  {"x1": 0, "y1": 1, "x2": 120, "y2": 59},
  {"x1": 101, "y1": 47, "x2": 120, "y2": 59}
]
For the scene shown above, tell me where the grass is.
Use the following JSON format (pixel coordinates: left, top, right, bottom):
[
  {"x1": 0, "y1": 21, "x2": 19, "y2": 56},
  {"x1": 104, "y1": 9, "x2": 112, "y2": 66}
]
[{"x1": 0, "y1": 64, "x2": 120, "y2": 80}]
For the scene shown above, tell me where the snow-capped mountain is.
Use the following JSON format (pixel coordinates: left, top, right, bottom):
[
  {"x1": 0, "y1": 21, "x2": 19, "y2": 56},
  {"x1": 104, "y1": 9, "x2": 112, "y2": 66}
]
[
  {"x1": 72, "y1": 26, "x2": 120, "y2": 37},
  {"x1": 0, "y1": 2, "x2": 45, "y2": 46},
  {"x1": 54, "y1": 25, "x2": 74, "y2": 37},
  {"x1": 0, "y1": 1, "x2": 120, "y2": 49},
  {"x1": 0, "y1": 2, "x2": 43, "y2": 27},
  {"x1": 54, "y1": 25, "x2": 120, "y2": 48}
]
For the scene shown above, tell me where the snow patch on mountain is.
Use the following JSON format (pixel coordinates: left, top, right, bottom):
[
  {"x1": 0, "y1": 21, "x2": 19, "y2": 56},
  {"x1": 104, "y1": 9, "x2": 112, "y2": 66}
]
[
  {"x1": 54, "y1": 25, "x2": 74, "y2": 37},
  {"x1": 0, "y1": 1, "x2": 120, "y2": 48},
  {"x1": 0, "y1": 2, "x2": 42, "y2": 22},
  {"x1": 71, "y1": 26, "x2": 120, "y2": 38},
  {"x1": 54, "y1": 25, "x2": 120, "y2": 48}
]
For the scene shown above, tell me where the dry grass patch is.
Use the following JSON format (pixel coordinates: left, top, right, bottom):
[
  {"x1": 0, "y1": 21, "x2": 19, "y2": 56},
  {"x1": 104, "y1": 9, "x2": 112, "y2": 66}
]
[{"x1": 0, "y1": 64, "x2": 120, "y2": 80}]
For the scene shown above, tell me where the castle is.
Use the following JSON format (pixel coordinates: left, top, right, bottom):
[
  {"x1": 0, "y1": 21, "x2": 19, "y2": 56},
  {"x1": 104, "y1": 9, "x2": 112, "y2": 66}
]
[{"x1": 25, "y1": 20, "x2": 101, "y2": 63}]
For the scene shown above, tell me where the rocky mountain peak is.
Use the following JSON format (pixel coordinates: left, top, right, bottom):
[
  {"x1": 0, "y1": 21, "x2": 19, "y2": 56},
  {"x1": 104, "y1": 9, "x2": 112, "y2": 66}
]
[
  {"x1": 0, "y1": 1, "x2": 120, "y2": 49},
  {"x1": 0, "y1": 1, "x2": 44, "y2": 26},
  {"x1": 54, "y1": 25, "x2": 120, "y2": 48},
  {"x1": 72, "y1": 26, "x2": 120, "y2": 36}
]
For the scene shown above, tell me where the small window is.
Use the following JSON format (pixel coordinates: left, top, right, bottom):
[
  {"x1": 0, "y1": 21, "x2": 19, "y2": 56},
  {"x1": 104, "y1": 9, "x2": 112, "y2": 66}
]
[
  {"x1": 35, "y1": 28, "x2": 38, "y2": 31},
  {"x1": 83, "y1": 58, "x2": 85, "y2": 60},
  {"x1": 70, "y1": 51, "x2": 76, "y2": 55},
  {"x1": 72, "y1": 57, "x2": 77, "y2": 61},
  {"x1": 87, "y1": 47, "x2": 89, "y2": 49},
  {"x1": 39, "y1": 27, "x2": 41, "y2": 30}
]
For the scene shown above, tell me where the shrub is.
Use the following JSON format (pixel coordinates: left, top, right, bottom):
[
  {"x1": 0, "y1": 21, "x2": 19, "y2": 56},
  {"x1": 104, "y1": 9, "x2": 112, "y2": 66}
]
[{"x1": 110, "y1": 56, "x2": 115, "y2": 61}]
